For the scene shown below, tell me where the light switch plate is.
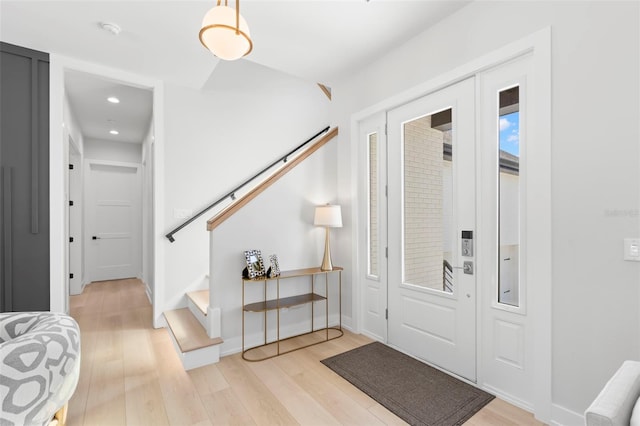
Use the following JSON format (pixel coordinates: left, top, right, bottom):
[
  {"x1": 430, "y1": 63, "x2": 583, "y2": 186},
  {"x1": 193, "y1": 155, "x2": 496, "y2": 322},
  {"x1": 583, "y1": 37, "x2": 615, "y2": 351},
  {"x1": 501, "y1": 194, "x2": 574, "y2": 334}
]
[{"x1": 624, "y1": 238, "x2": 640, "y2": 261}]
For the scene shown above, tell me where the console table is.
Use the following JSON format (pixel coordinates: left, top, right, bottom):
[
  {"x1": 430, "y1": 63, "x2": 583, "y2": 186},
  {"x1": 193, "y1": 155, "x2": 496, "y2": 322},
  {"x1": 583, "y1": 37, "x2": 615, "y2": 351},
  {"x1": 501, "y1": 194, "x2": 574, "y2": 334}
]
[{"x1": 242, "y1": 267, "x2": 343, "y2": 361}]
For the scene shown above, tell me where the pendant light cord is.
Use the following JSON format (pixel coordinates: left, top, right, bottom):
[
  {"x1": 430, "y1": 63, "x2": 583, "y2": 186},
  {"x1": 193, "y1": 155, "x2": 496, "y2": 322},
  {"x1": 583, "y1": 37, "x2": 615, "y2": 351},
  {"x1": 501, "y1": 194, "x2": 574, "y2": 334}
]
[{"x1": 235, "y1": 0, "x2": 240, "y2": 35}]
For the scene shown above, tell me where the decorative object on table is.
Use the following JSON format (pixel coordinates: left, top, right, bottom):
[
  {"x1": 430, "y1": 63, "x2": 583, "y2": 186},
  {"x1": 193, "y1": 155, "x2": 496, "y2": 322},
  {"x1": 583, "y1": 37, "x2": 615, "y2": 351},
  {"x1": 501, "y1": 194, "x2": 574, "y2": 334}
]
[
  {"x1": 267, "y1": 254, "x2": 281, "y2": 278},
  {"x1": 243, "y1": 250, "x2": 265, "y2": 278},
  {"x1": 314, "y1": 204, "x2": 343, "y2": 271}
]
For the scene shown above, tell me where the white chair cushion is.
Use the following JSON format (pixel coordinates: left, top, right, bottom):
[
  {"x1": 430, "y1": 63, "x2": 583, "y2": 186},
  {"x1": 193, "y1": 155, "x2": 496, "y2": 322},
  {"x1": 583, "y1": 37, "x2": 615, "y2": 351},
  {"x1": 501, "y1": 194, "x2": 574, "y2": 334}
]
[
  {"x1": 630, "y1": 396, "x2": 640, "y2": 426},
  {"x1": 585, "y1": 360, "x2": 640, "y2": 426}
]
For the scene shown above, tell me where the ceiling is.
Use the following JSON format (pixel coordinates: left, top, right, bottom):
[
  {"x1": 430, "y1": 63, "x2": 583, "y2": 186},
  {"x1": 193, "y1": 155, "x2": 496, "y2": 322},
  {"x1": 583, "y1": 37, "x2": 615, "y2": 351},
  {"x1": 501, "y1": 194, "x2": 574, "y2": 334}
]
[
  {"x1": 0, "y1": 0, "x2": 472, "y2": 144},
  {"x1": 65, "y1": 70, "x2": 153, "y2": 144}
]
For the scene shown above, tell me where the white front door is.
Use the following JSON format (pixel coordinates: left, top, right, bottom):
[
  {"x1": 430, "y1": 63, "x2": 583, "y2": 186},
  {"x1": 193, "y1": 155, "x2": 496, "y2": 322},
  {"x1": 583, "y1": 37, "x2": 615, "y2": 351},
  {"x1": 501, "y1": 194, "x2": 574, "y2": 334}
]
[
  {"x1": 387, "y1": 78, "x2": 476, "y2": 381},
  {"x1": 86, "y1": 161, "x2": 142, "y2": 282}
]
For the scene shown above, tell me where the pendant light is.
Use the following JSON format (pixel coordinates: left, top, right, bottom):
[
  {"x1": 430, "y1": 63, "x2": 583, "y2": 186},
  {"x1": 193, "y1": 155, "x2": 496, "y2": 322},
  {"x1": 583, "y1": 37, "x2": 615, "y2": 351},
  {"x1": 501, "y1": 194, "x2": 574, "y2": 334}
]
[{"x1": 199, "y1": 0, "x2": 253, "y2": 61}]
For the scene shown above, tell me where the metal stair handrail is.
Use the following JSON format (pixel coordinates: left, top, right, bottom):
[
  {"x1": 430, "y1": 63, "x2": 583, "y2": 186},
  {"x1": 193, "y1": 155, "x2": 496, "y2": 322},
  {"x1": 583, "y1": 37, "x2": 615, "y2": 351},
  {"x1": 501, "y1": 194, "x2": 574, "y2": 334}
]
[{"x1": 165, "y1": 126, "x2": 331, "y2": 242}]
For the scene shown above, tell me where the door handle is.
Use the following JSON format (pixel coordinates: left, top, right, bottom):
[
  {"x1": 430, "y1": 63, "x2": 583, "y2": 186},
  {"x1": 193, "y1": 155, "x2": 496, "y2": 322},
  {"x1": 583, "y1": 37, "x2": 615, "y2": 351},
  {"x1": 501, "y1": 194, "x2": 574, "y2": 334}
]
[
  {"x1": 92, "y1": 236, "x2": 101, "y2": 240},
  {"x1": 453, "y1": 261, "x2": 474, "y2": 275}
]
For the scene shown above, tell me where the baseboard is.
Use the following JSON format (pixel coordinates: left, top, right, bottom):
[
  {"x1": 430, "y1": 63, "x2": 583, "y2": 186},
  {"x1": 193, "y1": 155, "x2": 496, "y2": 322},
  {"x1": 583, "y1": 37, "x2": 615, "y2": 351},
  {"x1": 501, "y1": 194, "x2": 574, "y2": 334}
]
[
  {"x1": 481, "y1": 384, "x2": 534, "y2": 414},
  {"x1": 155, "y1": 315, "x2": 168, "y2": 329},
  {"x1": 360, "y1": 329, "x2": 385, "y2": 342},
  {"x1": 550, "y1": 403, "x2": 583, "y2": 426},
  {"x1": 341, "y1": 314, "x2": 353, "y2": 331},
  {"x1": 143, "y1": 281, "x2": 152, "y2": 305}
]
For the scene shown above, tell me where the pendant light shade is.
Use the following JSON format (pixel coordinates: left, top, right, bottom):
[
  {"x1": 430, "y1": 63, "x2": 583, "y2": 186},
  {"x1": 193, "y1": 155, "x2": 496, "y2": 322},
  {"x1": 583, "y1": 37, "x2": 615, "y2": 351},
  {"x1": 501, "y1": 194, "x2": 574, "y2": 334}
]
[{"x1": 199, "y1": 0, "x2": 252, "y2": 61}]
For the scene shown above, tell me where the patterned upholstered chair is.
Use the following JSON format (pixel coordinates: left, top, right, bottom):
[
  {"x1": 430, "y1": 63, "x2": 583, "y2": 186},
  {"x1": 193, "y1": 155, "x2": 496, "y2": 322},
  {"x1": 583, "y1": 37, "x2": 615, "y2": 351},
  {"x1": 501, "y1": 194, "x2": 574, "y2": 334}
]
[{"x1": 0, "y1": 312, "x2": 81, "y2": 426}]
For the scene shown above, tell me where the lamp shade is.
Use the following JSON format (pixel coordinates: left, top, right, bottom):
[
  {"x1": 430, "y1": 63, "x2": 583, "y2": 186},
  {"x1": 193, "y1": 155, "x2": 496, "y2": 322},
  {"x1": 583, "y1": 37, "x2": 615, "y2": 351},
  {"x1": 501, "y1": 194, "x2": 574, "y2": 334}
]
[
  {"x1": 314, "y1": 205, "x2": 342, "y2": 228},
  {"x1": 199, "y1": 4, "x2": 252, "y2": 61}
]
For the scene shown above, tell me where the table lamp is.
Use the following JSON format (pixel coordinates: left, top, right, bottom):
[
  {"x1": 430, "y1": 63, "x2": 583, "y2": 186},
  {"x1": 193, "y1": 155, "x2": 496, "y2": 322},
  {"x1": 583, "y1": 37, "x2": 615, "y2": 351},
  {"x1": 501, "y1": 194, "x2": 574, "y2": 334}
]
[{"x1": 314, "y1": 204, "x2": 342, "y2": 271}]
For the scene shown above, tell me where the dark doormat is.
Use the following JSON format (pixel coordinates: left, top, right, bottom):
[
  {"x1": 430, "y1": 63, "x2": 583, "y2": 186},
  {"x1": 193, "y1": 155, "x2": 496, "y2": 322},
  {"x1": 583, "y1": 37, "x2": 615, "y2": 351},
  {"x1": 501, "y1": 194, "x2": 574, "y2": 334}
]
[{"x1": 321, "y1": 342, "x2": 494, "y2": 426}]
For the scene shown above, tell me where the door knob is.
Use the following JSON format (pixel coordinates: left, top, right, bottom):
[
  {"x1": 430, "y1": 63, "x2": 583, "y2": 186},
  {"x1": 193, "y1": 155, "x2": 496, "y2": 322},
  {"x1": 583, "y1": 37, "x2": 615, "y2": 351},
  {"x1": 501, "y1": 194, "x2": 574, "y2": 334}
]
[{"x1": 92, "y1": 236, "x2": 100, "y2": 240}]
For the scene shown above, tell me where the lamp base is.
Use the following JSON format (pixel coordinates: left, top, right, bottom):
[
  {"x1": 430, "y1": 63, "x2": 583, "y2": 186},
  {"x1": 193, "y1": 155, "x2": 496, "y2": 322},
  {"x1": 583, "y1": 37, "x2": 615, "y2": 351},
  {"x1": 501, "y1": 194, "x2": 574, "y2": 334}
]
[{"x1": 320, "y1": 227, "x2": 333, "y2": 271}]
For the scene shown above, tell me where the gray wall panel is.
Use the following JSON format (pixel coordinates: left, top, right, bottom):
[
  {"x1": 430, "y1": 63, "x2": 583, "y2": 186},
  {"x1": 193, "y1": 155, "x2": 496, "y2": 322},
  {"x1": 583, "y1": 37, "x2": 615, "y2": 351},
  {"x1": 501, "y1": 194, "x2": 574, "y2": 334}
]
[{"x1": 0, "y1": 42, "x2": 50, "y2": 312}]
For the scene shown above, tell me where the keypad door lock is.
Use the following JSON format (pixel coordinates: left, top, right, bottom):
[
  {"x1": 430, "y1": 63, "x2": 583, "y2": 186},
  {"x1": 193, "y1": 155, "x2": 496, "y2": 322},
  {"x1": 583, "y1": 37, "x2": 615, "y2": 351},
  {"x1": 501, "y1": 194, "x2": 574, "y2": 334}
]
[{"x1": 461, "y1": 230, "x2": 473, "y2": 257}]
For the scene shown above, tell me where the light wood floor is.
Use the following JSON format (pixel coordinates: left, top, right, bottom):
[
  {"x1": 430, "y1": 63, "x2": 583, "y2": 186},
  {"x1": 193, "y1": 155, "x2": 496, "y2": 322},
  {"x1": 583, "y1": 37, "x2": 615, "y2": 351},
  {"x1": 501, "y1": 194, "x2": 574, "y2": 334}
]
[{"x1": 68, "y1": 279, "x2": 544, "y2": 426}]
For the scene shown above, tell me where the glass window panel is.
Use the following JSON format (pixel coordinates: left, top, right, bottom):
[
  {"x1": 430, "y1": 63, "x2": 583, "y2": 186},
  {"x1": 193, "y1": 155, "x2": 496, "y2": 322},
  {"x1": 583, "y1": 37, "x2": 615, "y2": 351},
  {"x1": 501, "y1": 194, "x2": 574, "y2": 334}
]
[
  {"x1": 403, "y1": 109, "x2": 454, "y2": 293},
  {"x1": 498, "y1": 86, "x2": 520, "y2": 306},
  {"x1": 368, "y1": 132, "x2": 379, "y2": 277}
]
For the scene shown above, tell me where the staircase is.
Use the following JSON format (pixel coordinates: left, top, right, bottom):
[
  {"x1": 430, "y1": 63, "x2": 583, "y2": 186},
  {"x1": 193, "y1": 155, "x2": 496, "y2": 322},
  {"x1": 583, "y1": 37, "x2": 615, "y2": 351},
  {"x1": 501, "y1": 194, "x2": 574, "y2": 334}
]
[
  {"x1": 162, "y1": 127, "x2": 339, "y2": 370},
  {"x1": 164, "y1": 289, "x2": 222, "y2": 370}
]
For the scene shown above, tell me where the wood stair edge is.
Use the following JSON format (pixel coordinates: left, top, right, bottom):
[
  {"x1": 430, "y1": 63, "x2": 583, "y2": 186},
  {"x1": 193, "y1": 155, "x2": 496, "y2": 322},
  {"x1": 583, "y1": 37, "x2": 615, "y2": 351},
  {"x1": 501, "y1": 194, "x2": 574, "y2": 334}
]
[
  {"x1": 164, "y1": 308, "x2": 222, "y2": 353},
  {"x1": 207, "y1": 126, "x2": 339, "y2": 231},
  {"x1": 186, "y1": 290, "x2": 209, "y2": 316}
]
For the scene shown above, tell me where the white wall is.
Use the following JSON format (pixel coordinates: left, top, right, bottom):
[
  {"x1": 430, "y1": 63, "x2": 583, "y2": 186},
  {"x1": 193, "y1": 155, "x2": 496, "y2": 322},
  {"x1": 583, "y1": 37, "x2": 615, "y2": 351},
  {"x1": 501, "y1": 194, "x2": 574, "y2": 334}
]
[
  {"x1": 161, "y1": 64, "x2": 332, "y2": 330},
  {"x1": 332, "y1": 0, "x2": 639, "y2": 418},
  {"x1": 212, "y1": 145, "x2": 338, "y2": 353},
  {"x1": 84, "y1": 138, "x2": 142, "y2": 163}
]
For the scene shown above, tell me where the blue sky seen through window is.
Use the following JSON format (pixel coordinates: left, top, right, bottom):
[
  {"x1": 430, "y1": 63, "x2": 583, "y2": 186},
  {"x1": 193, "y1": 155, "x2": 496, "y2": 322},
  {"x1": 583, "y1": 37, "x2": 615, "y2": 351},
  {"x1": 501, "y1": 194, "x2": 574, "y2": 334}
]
[{"x1": 499, "y1": 111, "x2": 519, "y2": 157}]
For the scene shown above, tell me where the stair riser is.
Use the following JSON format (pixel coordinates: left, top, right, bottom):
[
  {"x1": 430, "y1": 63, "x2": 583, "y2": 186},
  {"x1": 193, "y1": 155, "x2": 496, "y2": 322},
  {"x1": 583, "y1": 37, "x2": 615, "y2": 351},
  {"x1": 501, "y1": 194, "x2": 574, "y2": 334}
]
[
  {"x1": 187, "y1": 298, "x2": 209, "y2": 334},
  {"x1": 167, "y1": 325, "x2": 220, "y2": 370}
]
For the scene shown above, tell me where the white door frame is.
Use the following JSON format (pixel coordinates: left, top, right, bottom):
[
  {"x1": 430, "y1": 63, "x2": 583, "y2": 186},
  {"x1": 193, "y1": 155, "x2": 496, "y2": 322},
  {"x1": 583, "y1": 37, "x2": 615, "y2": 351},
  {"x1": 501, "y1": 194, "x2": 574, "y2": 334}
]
[
  {"x1": 68, "y1": 137, "x2": 83, "y2": 295},
  {"x1": 49, "y1": 56, "x2": 165, "y2": 326},
  {"x1": 350, "y1": 28, "x2": 551, "y2": 422}
]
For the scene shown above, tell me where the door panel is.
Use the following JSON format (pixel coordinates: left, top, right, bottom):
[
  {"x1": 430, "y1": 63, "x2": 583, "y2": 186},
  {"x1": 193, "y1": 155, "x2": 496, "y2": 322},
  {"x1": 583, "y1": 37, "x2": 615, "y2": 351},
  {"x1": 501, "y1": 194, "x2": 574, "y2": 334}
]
[
  {"x1": 358, "y1": 112, "x2": 388, "y2": 341},
  {"x1": 86, "y1": 162, "x2": 141, "y2": 282},
  {"x1": 0, "y1": 42, "x2": 50, "y2": 312},
  {"x1": 403, "y1": 297, "x2": 455, "y2": 343},
  {"x1": 388, "y1": 78, "x2": 476, "y2": 381},
  {"x1": 478, "y1": 54, "x2": 534, "y2": 404}
]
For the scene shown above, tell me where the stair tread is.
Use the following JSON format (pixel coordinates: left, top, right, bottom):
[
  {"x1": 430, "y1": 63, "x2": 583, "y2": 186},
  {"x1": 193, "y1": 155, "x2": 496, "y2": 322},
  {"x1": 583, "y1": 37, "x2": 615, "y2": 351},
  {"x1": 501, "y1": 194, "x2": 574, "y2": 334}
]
[
  {"x1": 164, "y1": 308, "x2": 222, "y2": 353},
  {"x1": 186, "y1": 290, "x2": 209, "y2": 316}
]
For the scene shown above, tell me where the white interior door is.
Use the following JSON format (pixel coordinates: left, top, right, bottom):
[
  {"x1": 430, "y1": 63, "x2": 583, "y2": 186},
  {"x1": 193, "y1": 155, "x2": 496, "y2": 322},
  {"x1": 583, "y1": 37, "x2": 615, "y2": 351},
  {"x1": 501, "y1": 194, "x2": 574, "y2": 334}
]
[
  {"x1": 86, "y1": 162, "x2": 142, "y2": 282},
  {"x1": 387, "y1": 78, "x2": 476, "y2": 381}
]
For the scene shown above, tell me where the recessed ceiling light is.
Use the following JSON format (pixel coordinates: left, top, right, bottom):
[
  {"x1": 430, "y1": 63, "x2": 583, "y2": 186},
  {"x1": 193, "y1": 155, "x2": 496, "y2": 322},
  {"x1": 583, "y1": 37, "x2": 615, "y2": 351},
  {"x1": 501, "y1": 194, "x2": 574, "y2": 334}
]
[
  {"x1": 110, "y1": 130, "x2": 119, "y2": 135},
  {"x1": 107, "y1": 96, "x2": 120, "y2": 104}
]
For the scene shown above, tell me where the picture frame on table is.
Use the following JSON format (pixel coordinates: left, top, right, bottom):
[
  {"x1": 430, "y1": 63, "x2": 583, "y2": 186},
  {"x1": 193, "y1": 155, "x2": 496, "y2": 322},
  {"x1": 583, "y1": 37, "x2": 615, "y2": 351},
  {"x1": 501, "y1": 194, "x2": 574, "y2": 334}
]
[
  {"x1": 268, "y1": 254, "x2": 281, "y2": 278},
  {"x1": 243, "y1": 250, "x2": 265, "y2": 279}
]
